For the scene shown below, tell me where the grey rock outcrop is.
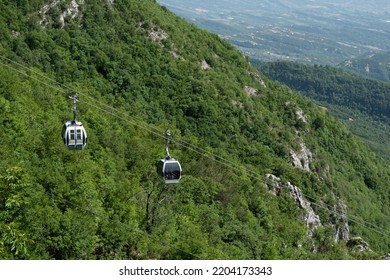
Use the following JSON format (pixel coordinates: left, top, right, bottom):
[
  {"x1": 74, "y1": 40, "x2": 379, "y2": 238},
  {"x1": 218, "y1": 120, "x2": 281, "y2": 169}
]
[
  {"x1": 289, "y1": 141, "x2": 313, "y2": 172},
  {"x1": 266, "y1": 174, "x2": 321, "y2": 234},
  {"x1": 346, "y1": 237, "x2": 370, "y2": 253},
  {"x1": 333, "y1": 199, "x2": 350, "y2": 242},
  {"x1": 39, "y1": 0, "x2": 83, "y2": 28}
]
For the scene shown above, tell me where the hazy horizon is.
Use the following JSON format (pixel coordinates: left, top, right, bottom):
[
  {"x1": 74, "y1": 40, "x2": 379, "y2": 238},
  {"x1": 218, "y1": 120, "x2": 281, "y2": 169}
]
[{"x1": 157, "y1": 0, "x2": 390, "y2": 64}]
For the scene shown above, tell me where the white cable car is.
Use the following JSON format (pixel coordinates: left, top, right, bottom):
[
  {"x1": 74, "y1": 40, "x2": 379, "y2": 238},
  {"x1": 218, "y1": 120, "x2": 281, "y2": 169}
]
[
  {"x1": 157, "y1": 157, "x2": 182, "y2": 184},
  {"x1": 62, "y1": 120, "x2": 87, "y2": 150},
  {"x1": 62, "y1": 95, "x2": 87, "y2": 150},
  {"x1": 157, "y1": 130, "x2": 182, "y2": 184}
]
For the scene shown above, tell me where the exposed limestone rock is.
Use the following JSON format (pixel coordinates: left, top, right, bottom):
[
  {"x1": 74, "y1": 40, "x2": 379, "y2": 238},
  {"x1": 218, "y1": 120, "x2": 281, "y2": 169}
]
[
  {"x1": 59, "y1": 0, "x2": 82, "y2": 28},
  {"x1": 170, "y1": 49, "x2": 181, "y2": 59},
  {"x1": 319, "y1": 106, "x2": 328, "y2": 112},
  {"x1": 11, "y1": 30, "x2": 20, "y2": 38},
  {"x1": 149, "y1": 27, "x2": 169, "y2": 45},
  {"x1": 383, "y1": 253, "x2": 390, "y2": 260},
  {"x1": 285, "y1": 102, "x2": 308, "y2": 124},
  {"x1": 296, "y1": 108, "x2": 308, "y2": 123},
  {"x1": 284, "y1": 101, "x2": 308, "y2": 124},
  {"x1": 249, "y1": 71, "x2": 266, "y2": 88},
  {"x1": 39, "y1": 0, "x2": 83, "y2": 28},
  {"x1": 265, "y1": 175, "x2": 358, "y2": 248},
  {"x1": 39, "y1": 0, "x2": 60, "y2": 26},
  {"x1": 201, "y1": 60, "x2": 212, "y2": 70},
  {"x1": 289, "y1": 141, "x2": 312, "y2": 172},
  {"x1": 344, "y1": 59, "x2": 353, "y2": 67},
  {"x1": 265, "y1": 174, "x2": 321, "y2": 234},
  {"x1": 333, "y1": 199, "x2": 350, "y2": 242},
  {"x1": 232, "y1": 100, "x2": 244, "y2": 108},
  {"x1": 346, "y1": 237, "x2": 370, "y2": 253},
  {"x1": 245, "y1": 86, "x2": 257, "y2": 96},
  {"x1": 266, "y1": 174, "x2": 280, "y2": 196},
  {"x1": 141, "y1": 24, "x2": 181, "y2": 59}
]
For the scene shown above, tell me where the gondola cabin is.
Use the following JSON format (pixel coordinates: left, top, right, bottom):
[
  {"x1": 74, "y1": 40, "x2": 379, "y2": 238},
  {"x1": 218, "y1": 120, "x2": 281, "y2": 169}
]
[
  {"x1": 157, "y1": 157, "x2": 182, "y2": 184},
  {"x1": 62, "y1": 121, "x2": 87, "y2": 150}
]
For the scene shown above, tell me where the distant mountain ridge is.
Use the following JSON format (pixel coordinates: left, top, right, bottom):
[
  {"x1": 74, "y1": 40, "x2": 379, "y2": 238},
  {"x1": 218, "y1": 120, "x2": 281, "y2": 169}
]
[{"x1": 340, "y1": 51, "x2": 390, "y2": 82}]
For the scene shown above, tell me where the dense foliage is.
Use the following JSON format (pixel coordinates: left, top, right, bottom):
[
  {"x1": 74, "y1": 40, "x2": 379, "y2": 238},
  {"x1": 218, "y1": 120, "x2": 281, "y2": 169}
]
[
  {"x1": 0, "y1": 0, "x2": 389, "y2": 259},
  {"x1": 257, "y1": 61, "x2": 390, "y2": 119},
  {"x1": 257, "y1": 60, "x2": 390, "y2": 161},
  {"x1": 340, "y1": 51, "x2": 390, "y2": 82}
]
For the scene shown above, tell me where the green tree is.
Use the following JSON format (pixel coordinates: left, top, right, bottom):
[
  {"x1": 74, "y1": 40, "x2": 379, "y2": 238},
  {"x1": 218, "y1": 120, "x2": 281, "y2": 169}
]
[{"x1": 0, "y1": 166, "x2": 33, "y2": 259}]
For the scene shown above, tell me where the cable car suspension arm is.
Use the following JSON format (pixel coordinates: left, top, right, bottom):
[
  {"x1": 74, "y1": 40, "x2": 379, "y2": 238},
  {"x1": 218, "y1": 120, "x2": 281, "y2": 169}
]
[
  {"x1": 165, "y1": 130, "x2": 171, "y2": 159},
  {"x1": 69, "y1": 94, "x2": 79, "y2": 122}
]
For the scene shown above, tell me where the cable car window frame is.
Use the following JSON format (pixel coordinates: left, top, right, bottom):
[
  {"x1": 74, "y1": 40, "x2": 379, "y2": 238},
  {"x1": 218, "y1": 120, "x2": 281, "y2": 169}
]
[
  {"x1": 70, "y1": 129, "x2": 75, "y2": 140},
  {"x1": 76, "y1": 129, "x2": 82, "y2": 140},
  {"x1": 159, "y1": 159, "x2": 182, "y2": 184}
]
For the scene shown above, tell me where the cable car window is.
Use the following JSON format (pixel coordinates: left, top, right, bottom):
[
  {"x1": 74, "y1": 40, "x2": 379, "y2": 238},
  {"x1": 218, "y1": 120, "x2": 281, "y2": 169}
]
[
  {"x1": 70, "y1": 129, "x2": 75, "y2": 140},
  {"x1": 165, "y1": 162, "x2": 181, "y2": 180},
  {"x1": 76, "y1": 129, "x2": 82, "y2": 140}
]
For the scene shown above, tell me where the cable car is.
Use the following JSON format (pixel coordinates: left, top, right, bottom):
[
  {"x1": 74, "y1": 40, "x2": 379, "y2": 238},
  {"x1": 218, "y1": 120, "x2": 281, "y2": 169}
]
[
  {"x1": 62, "y1": 120, "x2": 87, "y2": 150},
  {"x1": 62, "y1": 94, "x2": 87, "y2": 150},
  {"x1": 157, "y1": 130, "x2": 182, "y2": 184},
  {"x1": 157, "y1": 157, "x2": 182, "y2": 184}
]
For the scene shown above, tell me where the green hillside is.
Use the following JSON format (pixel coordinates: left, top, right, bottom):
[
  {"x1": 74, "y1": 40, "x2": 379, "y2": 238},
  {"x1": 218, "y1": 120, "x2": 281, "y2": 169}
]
[
  {"x1": 257, "y1": 60, "x2": 390, "y2": 161},
  {"x1": 340, "y1": 51, "x2": 390, "y2": 82},
  {"x1": 0, "y1": 0, "x2": 389, "y2": 260}
]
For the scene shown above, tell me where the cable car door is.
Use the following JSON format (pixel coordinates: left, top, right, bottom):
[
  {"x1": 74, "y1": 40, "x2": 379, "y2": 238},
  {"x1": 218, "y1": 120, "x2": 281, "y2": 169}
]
[{"x1": 68, "y1": 126, "x2": 83, "y2": 149}]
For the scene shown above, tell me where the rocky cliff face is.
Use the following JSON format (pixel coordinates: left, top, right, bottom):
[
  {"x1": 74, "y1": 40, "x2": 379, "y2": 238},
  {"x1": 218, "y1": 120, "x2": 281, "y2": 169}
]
[
  {"x1": 284, "y1": 104, "x2": 313, "y2": 172},
  {"x1": 289, "y1": 141, "x2": 313, "y2": 172},
  {"x1": 265, "y1": 174, "x2": 321, "y2": 235},
  {"x1": 283, "y1": 105, "x2": 351, "y2": 243},
  {"x1": 39, "y1": 0, "x2": 84, "y2": 28},
  {"x1": 346, "y1": 237, "x2": 370, "y2": 253},
  {"x1": 333, "y1": 199, "x2": 350, "y2": 242},
  {"x1": 265, "y1": 173, "x2": 354, "y2": 246}
]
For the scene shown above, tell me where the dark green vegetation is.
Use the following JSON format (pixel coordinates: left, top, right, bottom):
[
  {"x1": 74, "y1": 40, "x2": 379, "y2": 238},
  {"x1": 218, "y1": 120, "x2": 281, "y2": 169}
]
[
  {"x1": 257, "y1": 60, "x2": 390, "y2": 161},
  {"x1": 0, "y1": 0, "x2": 389, "y2": 259},
  {"x1": 340, "y1": 51, "x2": 390, "y2": 82}
]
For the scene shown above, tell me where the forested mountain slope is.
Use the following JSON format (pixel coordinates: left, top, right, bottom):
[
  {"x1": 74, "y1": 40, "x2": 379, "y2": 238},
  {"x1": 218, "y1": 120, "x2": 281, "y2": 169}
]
[
  {"x1": 340, "y1": 51, "x2": 390, "y2": 82},
  {"x1": 0, "y1": 0, "x2": 389, "y2": 259},
  {"x1": 257, "y1": 60, "x2": 390, "y2": 161}
]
